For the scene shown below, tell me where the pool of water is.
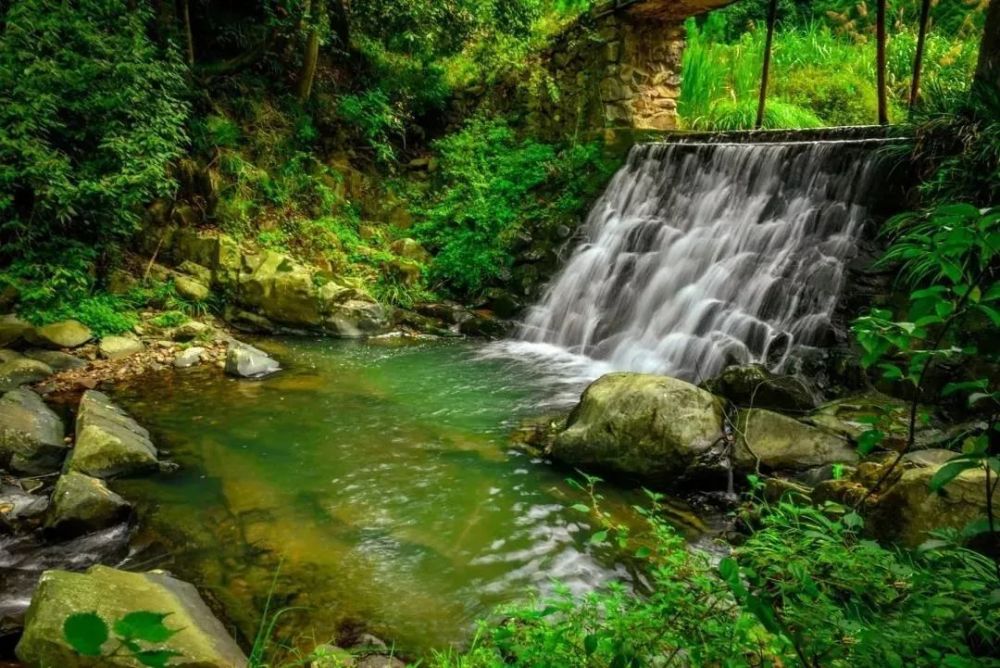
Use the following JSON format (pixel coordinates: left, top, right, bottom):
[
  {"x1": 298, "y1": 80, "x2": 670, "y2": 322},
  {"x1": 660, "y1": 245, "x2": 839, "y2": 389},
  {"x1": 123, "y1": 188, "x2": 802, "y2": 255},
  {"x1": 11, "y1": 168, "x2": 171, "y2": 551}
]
[{"x1": 111, "y1": 338, "x2": 705, "y2": 658}]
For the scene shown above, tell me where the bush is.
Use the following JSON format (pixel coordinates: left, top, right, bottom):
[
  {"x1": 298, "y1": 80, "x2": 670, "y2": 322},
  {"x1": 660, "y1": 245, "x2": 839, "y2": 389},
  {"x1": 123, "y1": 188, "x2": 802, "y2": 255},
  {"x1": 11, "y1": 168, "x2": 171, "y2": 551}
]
[{"x1": 414, "y1": 117, "x2": 617, "y2": 298}]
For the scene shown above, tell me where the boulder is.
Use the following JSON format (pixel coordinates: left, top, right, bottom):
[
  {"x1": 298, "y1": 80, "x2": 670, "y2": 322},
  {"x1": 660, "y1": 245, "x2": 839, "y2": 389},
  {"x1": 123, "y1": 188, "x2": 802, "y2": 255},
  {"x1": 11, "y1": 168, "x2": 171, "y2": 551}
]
[
  {"x1": 0, "y1": 484, "x2": 49, "y2": 534},
  {"x1": 870, "y1": 466, "x2": 996, "y2": 548},
  {"x1": 390, "y1": 238, "x2": 431, "y2": 264},
  {"x1": 44, "y1": 472, "x2": 130, "y2": 537},
  {"x1": 28, "y1": 320, "x2": 92, "y2": 349},
  {"x1": 323, "y1": 300, "x2": 388, "y2": 338},
  {"x1": 240, "y1": 252, "x2": 323, "y2": 327},
  {"x1": 310, "y1": 645, "x2": 355, "y2": 667},
  {"x1": 804, "y1": 392, "x2": 943, "y2": 450},
  {"x1": 68, "y1": 391, "x2": 158, "y2": 479},
  {"x1": 733, "y1": 409, "x2": 857, "y2": 472},
  {"x1": 0, "y1": 388, "x2": 67, "y2": 475},
  {"x1": 15, "y1": 565, "x2": 248, "y2": 668},
  {"x1": 169, "y1": 320, "x2": 211, "y2": 342},
  {"x1": 0, "y1": 315, "x2": 32, "y2": 348},
  {"x1": 0, "y1": 348, "x2": 23, "y2": 363},
  {"x1": 98, "y1": 336, "x2": 144, "y2": 360},
  {"x1": 174, "y1": 275, "x2": 211, "y2": 302},
  {"x1": 176, "y1": 260, "x2": 212, "y2": 285},
  {"x1": 23, "y1": 349, "x2": 87, "y2": 371},
  {"x1": 174, "y1": 346, "x2": 206, "y2": 369},
  {"x1": 550, "y1": 373, "x2": 724, "y2": 482},
  {"x1": 458, "y1": 311, "x2": 511, "y2": 339},
  {"x1": 356, "y1": 657, "x2": 405, "y2": 668},
  {"x1": 703, "y1": 364, "x2": 816, "y2": 413},
  {"x1": 225, "y1": 341, "x2": 280, "y2": 378},
  {"x1": 0, "y1": 358, "x2": 54, "y2": 392}
]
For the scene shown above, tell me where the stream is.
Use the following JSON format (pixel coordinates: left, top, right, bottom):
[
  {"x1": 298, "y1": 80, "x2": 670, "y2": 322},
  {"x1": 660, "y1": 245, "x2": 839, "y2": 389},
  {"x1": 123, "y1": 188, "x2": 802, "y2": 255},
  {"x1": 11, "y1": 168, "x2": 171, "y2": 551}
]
[{"x1": 109, "y1": 338, "x2": 711, "y2": 657}]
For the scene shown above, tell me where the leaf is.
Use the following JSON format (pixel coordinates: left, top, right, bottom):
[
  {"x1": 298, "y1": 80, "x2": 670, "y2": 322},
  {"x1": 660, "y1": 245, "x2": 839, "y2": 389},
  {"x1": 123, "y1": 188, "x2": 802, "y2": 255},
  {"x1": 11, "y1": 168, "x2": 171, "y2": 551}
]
[
  {"x1": 113, "y1": 612, "x2": 178, "y2": 644},
  {"x1": 929, "y1": 459, "x2": 981, "y2": 493},
  {"x1": 634, "y1": 546, "x2": 652, "y2": 559},
  {"x1": 134, "y1": 649, "x2": 183, "y2": 668},
  {"x1": 584, "y1": 633, "x2": 598, "y2": 656},
  {"x1": 856, "y1": 429, "x2": 884, "y2": 456},
  {"x1": 63, "y1": 612, "x2": 109, "y2": 657},
  {"x1": 570, "y1": 504, "x2": 590, "y2": 513},
  {"x1": 589, "y1": 530, "x2": 608, "y2": 545}
]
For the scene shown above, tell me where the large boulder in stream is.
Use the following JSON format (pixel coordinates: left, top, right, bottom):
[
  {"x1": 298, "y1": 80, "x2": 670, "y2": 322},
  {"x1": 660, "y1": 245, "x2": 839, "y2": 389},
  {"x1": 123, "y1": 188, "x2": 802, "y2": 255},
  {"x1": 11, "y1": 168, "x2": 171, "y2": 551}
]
[
  {"x1": 44, "y1": 471, "x2": 131, "y2": 537},
  {"x1": 0, "y1": 388, "x2": 67, "y2": 474},
  {"x1": 550, "y1": 373, "x2": 725, "y2": 482},
  {"x1": 732, "y1": 408, "x2": 857, "y2": 472},
  {"x1": 225, "y1": 340, "x2": 280, "y2": 378},
  {"x1": 68, "y1": 390, "x2": 158, "y2": 479},
  {"x1": 16, "y1": 565, "x2": 248, "y2": 668}
]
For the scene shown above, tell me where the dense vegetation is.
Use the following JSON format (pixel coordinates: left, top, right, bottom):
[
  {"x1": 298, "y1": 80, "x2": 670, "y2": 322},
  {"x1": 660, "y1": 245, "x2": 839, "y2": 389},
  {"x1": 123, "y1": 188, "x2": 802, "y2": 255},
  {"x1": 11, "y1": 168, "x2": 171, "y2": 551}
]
[
  {"x1": 681, "y1": 0, "x2": 987, "y2": 129},
  {"x1": 2, "y1": 0, "x2": 999, "y2": 666}
]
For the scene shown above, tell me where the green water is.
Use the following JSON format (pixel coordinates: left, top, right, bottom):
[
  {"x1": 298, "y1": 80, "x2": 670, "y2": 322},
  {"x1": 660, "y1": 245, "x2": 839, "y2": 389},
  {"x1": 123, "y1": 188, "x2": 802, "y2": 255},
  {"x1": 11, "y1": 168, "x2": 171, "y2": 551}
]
[{"x1": 112, "y1": 339, "x2": 703, "y2": 658}]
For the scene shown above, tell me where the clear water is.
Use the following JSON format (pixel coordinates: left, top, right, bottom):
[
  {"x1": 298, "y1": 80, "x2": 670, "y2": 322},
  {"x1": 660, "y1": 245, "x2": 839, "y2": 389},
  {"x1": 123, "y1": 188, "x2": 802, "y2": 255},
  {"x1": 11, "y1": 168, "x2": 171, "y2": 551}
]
[{"x1": 111, "y1": 339, "x2": 707, "y2": 658}]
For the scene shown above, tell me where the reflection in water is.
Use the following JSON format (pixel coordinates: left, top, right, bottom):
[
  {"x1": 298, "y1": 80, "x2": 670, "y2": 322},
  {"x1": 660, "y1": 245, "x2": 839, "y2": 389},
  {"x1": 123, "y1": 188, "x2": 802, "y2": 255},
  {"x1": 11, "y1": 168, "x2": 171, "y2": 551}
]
[{"x1": 112, "y1": 340, "x2": 702, "y2": 657}]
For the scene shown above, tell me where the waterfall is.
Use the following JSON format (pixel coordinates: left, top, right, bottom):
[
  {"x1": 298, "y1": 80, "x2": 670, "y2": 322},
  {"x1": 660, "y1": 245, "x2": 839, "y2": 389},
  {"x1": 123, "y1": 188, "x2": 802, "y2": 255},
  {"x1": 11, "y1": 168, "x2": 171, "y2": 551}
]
[{"x1": 514, "y1": 140, "x2": 888, "y2": 383}]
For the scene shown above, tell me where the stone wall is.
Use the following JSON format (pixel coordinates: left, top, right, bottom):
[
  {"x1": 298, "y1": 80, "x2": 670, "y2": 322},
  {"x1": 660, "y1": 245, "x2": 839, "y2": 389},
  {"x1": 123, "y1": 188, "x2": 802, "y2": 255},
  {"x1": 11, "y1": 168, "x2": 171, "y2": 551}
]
[{"x1": 459, "y1": 0, "x2": 736, "y2": 140}]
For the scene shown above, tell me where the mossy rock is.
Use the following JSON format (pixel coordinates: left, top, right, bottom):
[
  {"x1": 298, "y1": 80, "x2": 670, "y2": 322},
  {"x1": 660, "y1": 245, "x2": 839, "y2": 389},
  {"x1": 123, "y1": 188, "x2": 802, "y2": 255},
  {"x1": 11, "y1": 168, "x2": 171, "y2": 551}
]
[
  {"x1": 44, "y1": 471, "x2": 131, "y2": 537},
  {"x1": 98, "y1": 336, "x2": 145, "y2": 360},
  {"x1": 0, "y1": 388, "x2": 66, "y2": 475},
  {"x1": 68, "y1": 391, "x2": 158, "y2": 479},
  {"x1": 0, "y1": 314, "x2": 33, "y2": 348},
  {"x1": 15, "y1": 565, "x2": 248, "y2": 667},
  {"x1": 703, "y1": 364, "x2": 816, "y2": 413},
  {"x1": 550, "y1": 372, "x2": 724, "y2": 482},
  {"x1": 733, "y1": 408, "x2": 857, "y2": 473},
  {"x1": 0, "y1": 358, "x2": 54, "y2": 392},
  {"x1": 27, "y1": 319, "x2": 93, "y2": 349}
]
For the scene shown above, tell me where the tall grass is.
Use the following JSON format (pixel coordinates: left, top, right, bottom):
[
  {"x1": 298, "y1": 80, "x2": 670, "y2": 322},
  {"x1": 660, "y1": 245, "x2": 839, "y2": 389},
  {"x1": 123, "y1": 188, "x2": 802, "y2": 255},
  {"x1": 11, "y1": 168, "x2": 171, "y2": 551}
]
[{"x1": 680, "y1": 10, "x2": 981, "y2": 130}]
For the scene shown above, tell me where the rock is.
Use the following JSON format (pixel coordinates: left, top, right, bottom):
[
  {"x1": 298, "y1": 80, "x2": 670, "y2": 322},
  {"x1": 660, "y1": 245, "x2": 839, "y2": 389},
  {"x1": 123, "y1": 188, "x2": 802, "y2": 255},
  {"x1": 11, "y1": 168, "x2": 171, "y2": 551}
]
[
  {"x1": 176, "y1": 260, "x2": 213, "y2": 284},
  {"x1": 311, "y1": 645, "x2": 355, "y2": 667},
  {"x1": 68, "y1": 390, "x2": 158, "y2": 479},
  {"x1": 324, "y1": 300, "x2": 388, "y2": 337},
  {"x1": 28, "y1": 320, "x2": 92, "y2": 349},
  {"x1": 0, "y1": 348, "x2": 24, "y2": 363},
  {"x1": 23, "y1": 349, "x2": 86, "y2": 371},
  {"x1": 356, "y1": 656, "x2": 405, "y2": 668},
  {"x1": 225, "y1": 341, "x2": 280, "y2": 378},
  {"x1": 0, "y1": 358, "x2": 54, "y2": 392},
  {"x1": 224, "y1": 308, "x2": 277, "y2": 334},
  {"x1": 170, "y1": 320, "x2": 210, "y2": 342},
  {"x1": 174, "y1": 275, "x2": 211, "y2": 302},
  {"x1": 390, "y1": 238, "x2": 431, "y2": 264},
  {"x1": 902, "y1": 448, "x2": 958, "y2": 468},
  {"x1": 0, "y1": 388, "x2": 67, "y2": 475},
  {"x1": 98, "y1": 336, "x2": 144, "y2": 360},
  {"x1": 240, "y1": 252, "x2": 323, "y2": 327},
  {"x1": 44, "y1": 471, "x2": 131, "y2": 537},
  {"x1": 805, "y1": 392, "x2": 918, "y2": 448},
  {"x1": 550, "y1": 373, "x2": 724, "y2": 482},
  {"x1": 458, "y1": 311, "x2": 511, "y2": 339},
  {"x1": 733, "y1": 409, "x2": 857, "y2": 472},
  {"x1": 414, "y1": 302, "x2": 470, "y2": 326},
  {"x1": 173, "y1": 347, "x2": 206, "y2": 369},
  {"x1": 15, "y1": 565, "x2": 248, "y2": 668},
  {"x1": 870, "y1": 466, "x2": 996, "y2": 547},
  {"x1": 0, "y1": 315, "x2": 32, "y2": 348},
  {"x1": 0, "y1": 484, "x2": 49, "y2": 534},
  {"x1": 703, "y1": 364, "x2": 816, "y2": 413}
]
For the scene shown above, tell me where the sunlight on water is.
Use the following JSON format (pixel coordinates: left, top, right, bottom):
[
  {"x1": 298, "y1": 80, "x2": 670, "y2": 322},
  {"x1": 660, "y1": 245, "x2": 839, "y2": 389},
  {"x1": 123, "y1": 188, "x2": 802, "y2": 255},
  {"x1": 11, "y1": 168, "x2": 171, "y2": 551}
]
[{"x1": 111, "y1": 339, "x2": 703, "y2": 657}]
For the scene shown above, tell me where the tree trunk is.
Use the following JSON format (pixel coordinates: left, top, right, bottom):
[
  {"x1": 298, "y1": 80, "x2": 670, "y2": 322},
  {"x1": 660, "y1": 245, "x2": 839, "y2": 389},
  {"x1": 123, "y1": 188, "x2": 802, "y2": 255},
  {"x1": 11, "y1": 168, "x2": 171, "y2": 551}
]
[
  {"x1": 755, "y1": 0, "x2": 779, "y2": 130},
  {"x1": 330, "y1": 0, "x2": 351, "y2": 51},
  {"x1": 975, "y1": 0, "x2": 1000, "y2": 95},
  {"x1": 876, "y1": 0, "x2": 889, "y2": 125},
  {"x1": 181, "y1": 0, "x2": 195, "y2": 67},
  {"x1": 297, "y1": 0, "x2": 321, "y2": 103},
  {"x1": 908, "y1": 0, "x2": 932, "y2": 110}
]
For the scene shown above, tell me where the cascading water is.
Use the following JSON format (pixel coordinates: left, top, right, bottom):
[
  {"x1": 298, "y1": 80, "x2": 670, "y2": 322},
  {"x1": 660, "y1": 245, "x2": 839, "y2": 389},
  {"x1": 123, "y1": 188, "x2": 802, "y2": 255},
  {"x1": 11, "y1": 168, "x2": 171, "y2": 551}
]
[{"x1": 512, "y1": 139, "x2": 889, "y2": 383}]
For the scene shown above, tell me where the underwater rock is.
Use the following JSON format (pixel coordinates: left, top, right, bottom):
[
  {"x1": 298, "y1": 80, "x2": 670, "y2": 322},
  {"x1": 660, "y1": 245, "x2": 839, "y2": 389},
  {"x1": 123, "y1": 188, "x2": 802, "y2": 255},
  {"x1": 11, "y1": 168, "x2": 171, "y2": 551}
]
[
  {"x1": 733, "y1": 408, "x2": 857, "y2": 473},
  {"x1": 0, "y1": 358, "x2": 54, "y2": 392},
  {"x1": 27, "y1": 320, "x2": 92, "y2": 349},
  {"x1": 0, "y1": 388, "x2": 66, "y2": 475},
  {"x1": 16, "y1": 565, "x2": 248, "y2": 668},
  {"x1": 44, "y1": 471, "x2": 131, "y2": 537},
  {"x1": 703, "y1": 364, "x2": 816, "y2": 414},
  {"x1": 225, "y1": 341, "x2": 280, "y2": 378},
  {"x1": 550, "y1": 372, "x2": 724, "y2": 482},
  {"x1": 68, "y1": 390, "x2": 158, "y2": 479}
]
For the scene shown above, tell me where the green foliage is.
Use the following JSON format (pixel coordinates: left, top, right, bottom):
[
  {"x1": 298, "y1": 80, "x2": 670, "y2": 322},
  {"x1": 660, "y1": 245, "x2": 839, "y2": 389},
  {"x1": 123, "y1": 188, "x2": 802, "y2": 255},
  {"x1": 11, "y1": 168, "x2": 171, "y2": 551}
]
[
  {"x1": 438, "y1": 485, "x2": 1000, "y2": 667},
  {"x1": 680, "y1": 0, "x2": 983, "y2": 129},
  {"x1": 63, "y1": 611, "x2": 181, "y2": 667},
  {"x1": 337, "y1": 89, "x2": 406, "y2": 163},
  {"x1": 414, "y1": 117, "x2": 617, "y2": 298},
  {"x1": 0, "y1": 0, "x2": 189, "y2": 254}
]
